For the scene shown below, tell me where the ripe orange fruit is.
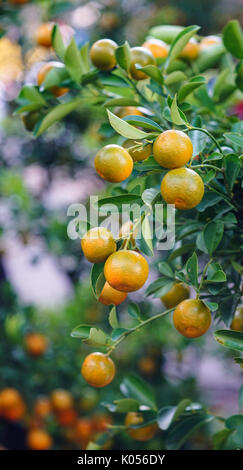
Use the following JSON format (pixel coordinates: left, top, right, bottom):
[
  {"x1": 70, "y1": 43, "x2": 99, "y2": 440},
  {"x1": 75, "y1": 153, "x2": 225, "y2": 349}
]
[
  {"x1": 37, "y1": 61, "x2": 69, "y2": 97},
  {"x1": 99, "y1": 282, "x2": 127, "y2": 306},
  {"x1": 90, "y1": 39, "x2": 117, "y2": 71},
  {"x1": 180, "y1": 38, "x2": 199, "y2": 61},
  {"x1": 125, "y1": 412, "x2": 158, "y2": 441},
  {"x1": 51, "y1": 389, "x2": 73, "y2": 412},
  {"x1": 104, "y1": 250, "x2": 149, "y2": 292},
  {"x1": 231, "y1": 307, "x2": 243, "y2": 331},
  {"x1": 25, "y1": 332, "x2": 47, "y2": 357},
  {"x1": 0, "y1": 388, "x2": 21, "y2": 410},
  {"x1": 81, "y1": 227, "x2": 116, "y2": 263},
  {"x1": 2, "y1": 400, "x2": 25, "y2": 421},
  {"x1": 161, "y1": 168, "x2": 204, "y2": 210},
  {"x1": 36, "y1": 23, "x2": 54, "y2": 47},
  {"x1": 199, "y1": 36, "x2": 222, "y2": 52},
  {"x1": 153, "y1": 130, "x2": 193, "y2": 169},
  {"x1": 117, "y1": 107, "x2": 144, "y2": 118},
  {"x1": 74, "y1": 418, "x2": 93, "y2": 445},
  {"x1": 27, "y1": 429, "x2": 52, "y2": 450},
  {"x1": 130, "y1": 47, "x2": 155, "y2": 80},
  {"x1": 56, "y1": 408, "x2": 77, "y2": 427},
  {"x1": 161, "y1": 283, "x2": 190, "y2": 309},
  {"x1": 173, "y1": 299, "x2": 211, "y2": 338},
  {"x1": 34, "y1": 397, "x2": 52, "y2": 418},
  {"x1": 81, "y1": 352, "x2": 115, "y2": 388},
  {"x1": 94, "y1": 144, "x2": 133, "y2": 183},
  {"x1": 123, "y1": 139, "x2": 152, "y2": 162},
  {"x1": 92, "y1": 413, "x2": 112, "y2": 433},
  {"x1": 142, "y1": 38, "x2": 168, "y2": 59}
]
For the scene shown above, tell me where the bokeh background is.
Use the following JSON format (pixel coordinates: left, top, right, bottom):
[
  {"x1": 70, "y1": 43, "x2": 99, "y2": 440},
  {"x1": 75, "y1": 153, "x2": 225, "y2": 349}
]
[{"x1": 0, "y1": 0, "x2": 242, "y2": 450}]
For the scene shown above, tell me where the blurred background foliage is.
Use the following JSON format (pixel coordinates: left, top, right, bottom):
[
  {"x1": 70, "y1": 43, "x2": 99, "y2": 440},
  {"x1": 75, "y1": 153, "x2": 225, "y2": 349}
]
[{"x1": 0, "y1": 0, "x2": 242, "y2": 450}]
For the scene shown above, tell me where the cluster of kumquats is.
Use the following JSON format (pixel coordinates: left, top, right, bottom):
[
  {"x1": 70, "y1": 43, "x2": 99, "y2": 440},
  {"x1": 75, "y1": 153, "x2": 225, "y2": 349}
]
[
  {"x1": 33, "y1": 24, "x2": 229, "y2": 400},
  {"x1": 76, "y1": 35, "x2": 223, "y2": 392},
  {"x1": 0, "y1": 386, "x2": 115, "y2": 450}
]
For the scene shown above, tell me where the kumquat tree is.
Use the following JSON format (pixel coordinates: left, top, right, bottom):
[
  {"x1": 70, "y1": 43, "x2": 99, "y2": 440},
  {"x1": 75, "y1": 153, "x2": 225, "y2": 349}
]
[{"x1": 1, "y1": 0, "x2": 243, "y2": 452}]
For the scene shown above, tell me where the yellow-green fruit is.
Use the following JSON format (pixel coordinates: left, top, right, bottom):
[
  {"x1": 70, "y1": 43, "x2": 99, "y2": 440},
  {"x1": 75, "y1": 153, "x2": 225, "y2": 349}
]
[
  {"x1": 153, "y1": 130, "x2": 193, "y2": 169},
  {"x1": 90, "y1": 39, "x2": 117, "y2": 71},
  {"x1": 161, "y1": 283, "x2": 190, "y2": 309},
  {"x1": 130, "y1": 47, "x2": 155, "y2": 80},
  {"x1": 94, "y1": 144, "x2": 133, "y2": 182},
  {"x1": 125, "y1": 412, "x2": 158, "y2": 441},
  {"x1": 81, "y1": 227, "x2": 116, "y2": 263},
  {"x1": 124, "y1": 140, "x2": 152, "y2": 162},
  {"x1": 161, "y1": 168, "x2": 204, "y2": 210}
]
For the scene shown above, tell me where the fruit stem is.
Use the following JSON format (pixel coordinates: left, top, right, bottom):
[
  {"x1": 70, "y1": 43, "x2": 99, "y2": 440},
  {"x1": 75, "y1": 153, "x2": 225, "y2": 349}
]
[
  {"x1": 196, "y1": 259, "x2": 213, "y2": 298},
  {"x1": 106, "y1": 307, "x2": 174, "y2": 355}
]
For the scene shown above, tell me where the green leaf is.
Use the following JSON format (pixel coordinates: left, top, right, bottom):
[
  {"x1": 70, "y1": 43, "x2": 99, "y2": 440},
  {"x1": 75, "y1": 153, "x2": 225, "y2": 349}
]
[
  {"x1": 186, "y1": 252, "x2": 198, "y2": 288},
  {"x1": 234, "y1": 358, "x2": 243, "y2": 369},
  {"x1": 17, "y1": 86, "x2": 46, "y2": 112},
  {"x1": 213, "y1": 429, "x2": 232, "y2": 450},
  {"x1": 141, "y1": 216, "x2": 153, "y2": 256},
  {"x1": 80, "y1": 42, "x2": 90, "y2": 74},
  {"x1": 157, "y1": 406, "x2": 176, "y2": 430},
  {"x1": 203, "y1": 220, "x2": 224, "y2": 255},
  {"x1": 85, "y1": 327, "x2": 110, "y2": 347},
  {"x1": 64, "y1": 38, "x2": 84, "y2": 84},
  {"x1": 168, "y1": 243, "x2": 195, "y2": 262},
  {"x1": 107, "y1": 110, "x2": 148, "y2": 140},
  {"x1": 111, "y1": 328, "x2": 130, "y2": 342},
  {"x1": 166, "y1": 25, "x2": 200, "y2": 67},
  {"x1": 71, "y1": 324, "x2": 111, "y2": 348},
  {"x1": 188, "y1": 129, "x2": 208, "y2": 157},
  {"x1": 52, "y1": 24, "x2": 65, "y2": 60},
  {"x1": 90, "y1": 263, "x2": 105, "y2": 299},
  {"x1": 158, "y1": 262, "x2": 174, "y2": 278},
  {"x1": 203, "y1": 301, "x2": 218, "y2": 312},
  {"x1": 123, "y1": 115, "x2": 162, "y2": 132},
  {"x1": 170, "y1": 94, "x2": 187, "y2": 126},
  {"x1": 223, "y1": 20, "x2": 243, "y2": 59},
  {"x1": 105, "y1": 98, "x2": 141, "y2": 108},
  {"x1": 225, "y1": 415, "x2": 243, "y2": 447},
  {"x1": 134, "y1": 156, "x2": 162, "y2": 173},
  {"x1": 164, "y1": 71, "x2": 187, "y2": 85},
  {"x1": 213, "y1": 69, "x2": 236, "y2": 102},
  {"x1": 149, "y1": 25, "x2": 183, "y2": 44},
  {"x1": 224, "y1": 132, "x2": 243, "y2": 148},
  {"x1": 127, "y1": 303, "x2": 141, "y2": 321},
  {"x1": 109, "y1": 306, "x2": 119, "y2": 329},
  {"x1": 96, "y1": 194, "x2": 141, "y2": 214},
  {"x1": 214, "y1": 330, "x2": 243, "y2": 352},
  {"x1": 146, "y1": 278, "x2": 174, "y2": 298},
  {"x1": 239, "y1": 384, "x2": 243, "y2": 410},
  {"x1": 114, "y1": 398, "x2": 140, "y2": 413},
  {"x1": 136, "y1": 65, "x2": 163, "y2": 84},
  {"x1": 195, "y1": 44, "x2": 225, "y2": 73},
  {"x1": 224, "y1": 154, "x2": 241, "y2": 190},
  {"x1": 166, "y1": 412, "x2": 213, "y2": 450},
  {"x1": 142, "y1": 188, "x2": 161, "y2": 206},
  {"x1": 120, "y1": 375, "x2": 157, "y2": 410},
  {"x1": 71, "y1": 324, "x2": 93, "y2": 339},
  {"x1": 35, "y1": 99, "x2": 81, "y2": 136},
  {"x1": 178, "y1": 76, "x2": 206, "y2": 103},
  {"x1": 115, "y1": 41, "x2": 131, "y2": 72},
  {"x1": 42, "y1": 66, "x2": 69, "y2": 90}
]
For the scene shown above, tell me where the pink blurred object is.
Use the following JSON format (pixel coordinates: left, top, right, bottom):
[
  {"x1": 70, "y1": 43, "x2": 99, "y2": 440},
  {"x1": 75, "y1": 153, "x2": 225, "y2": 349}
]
[{"x1": 230, "y1": 101, "x2": 243, "y2": 119}]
